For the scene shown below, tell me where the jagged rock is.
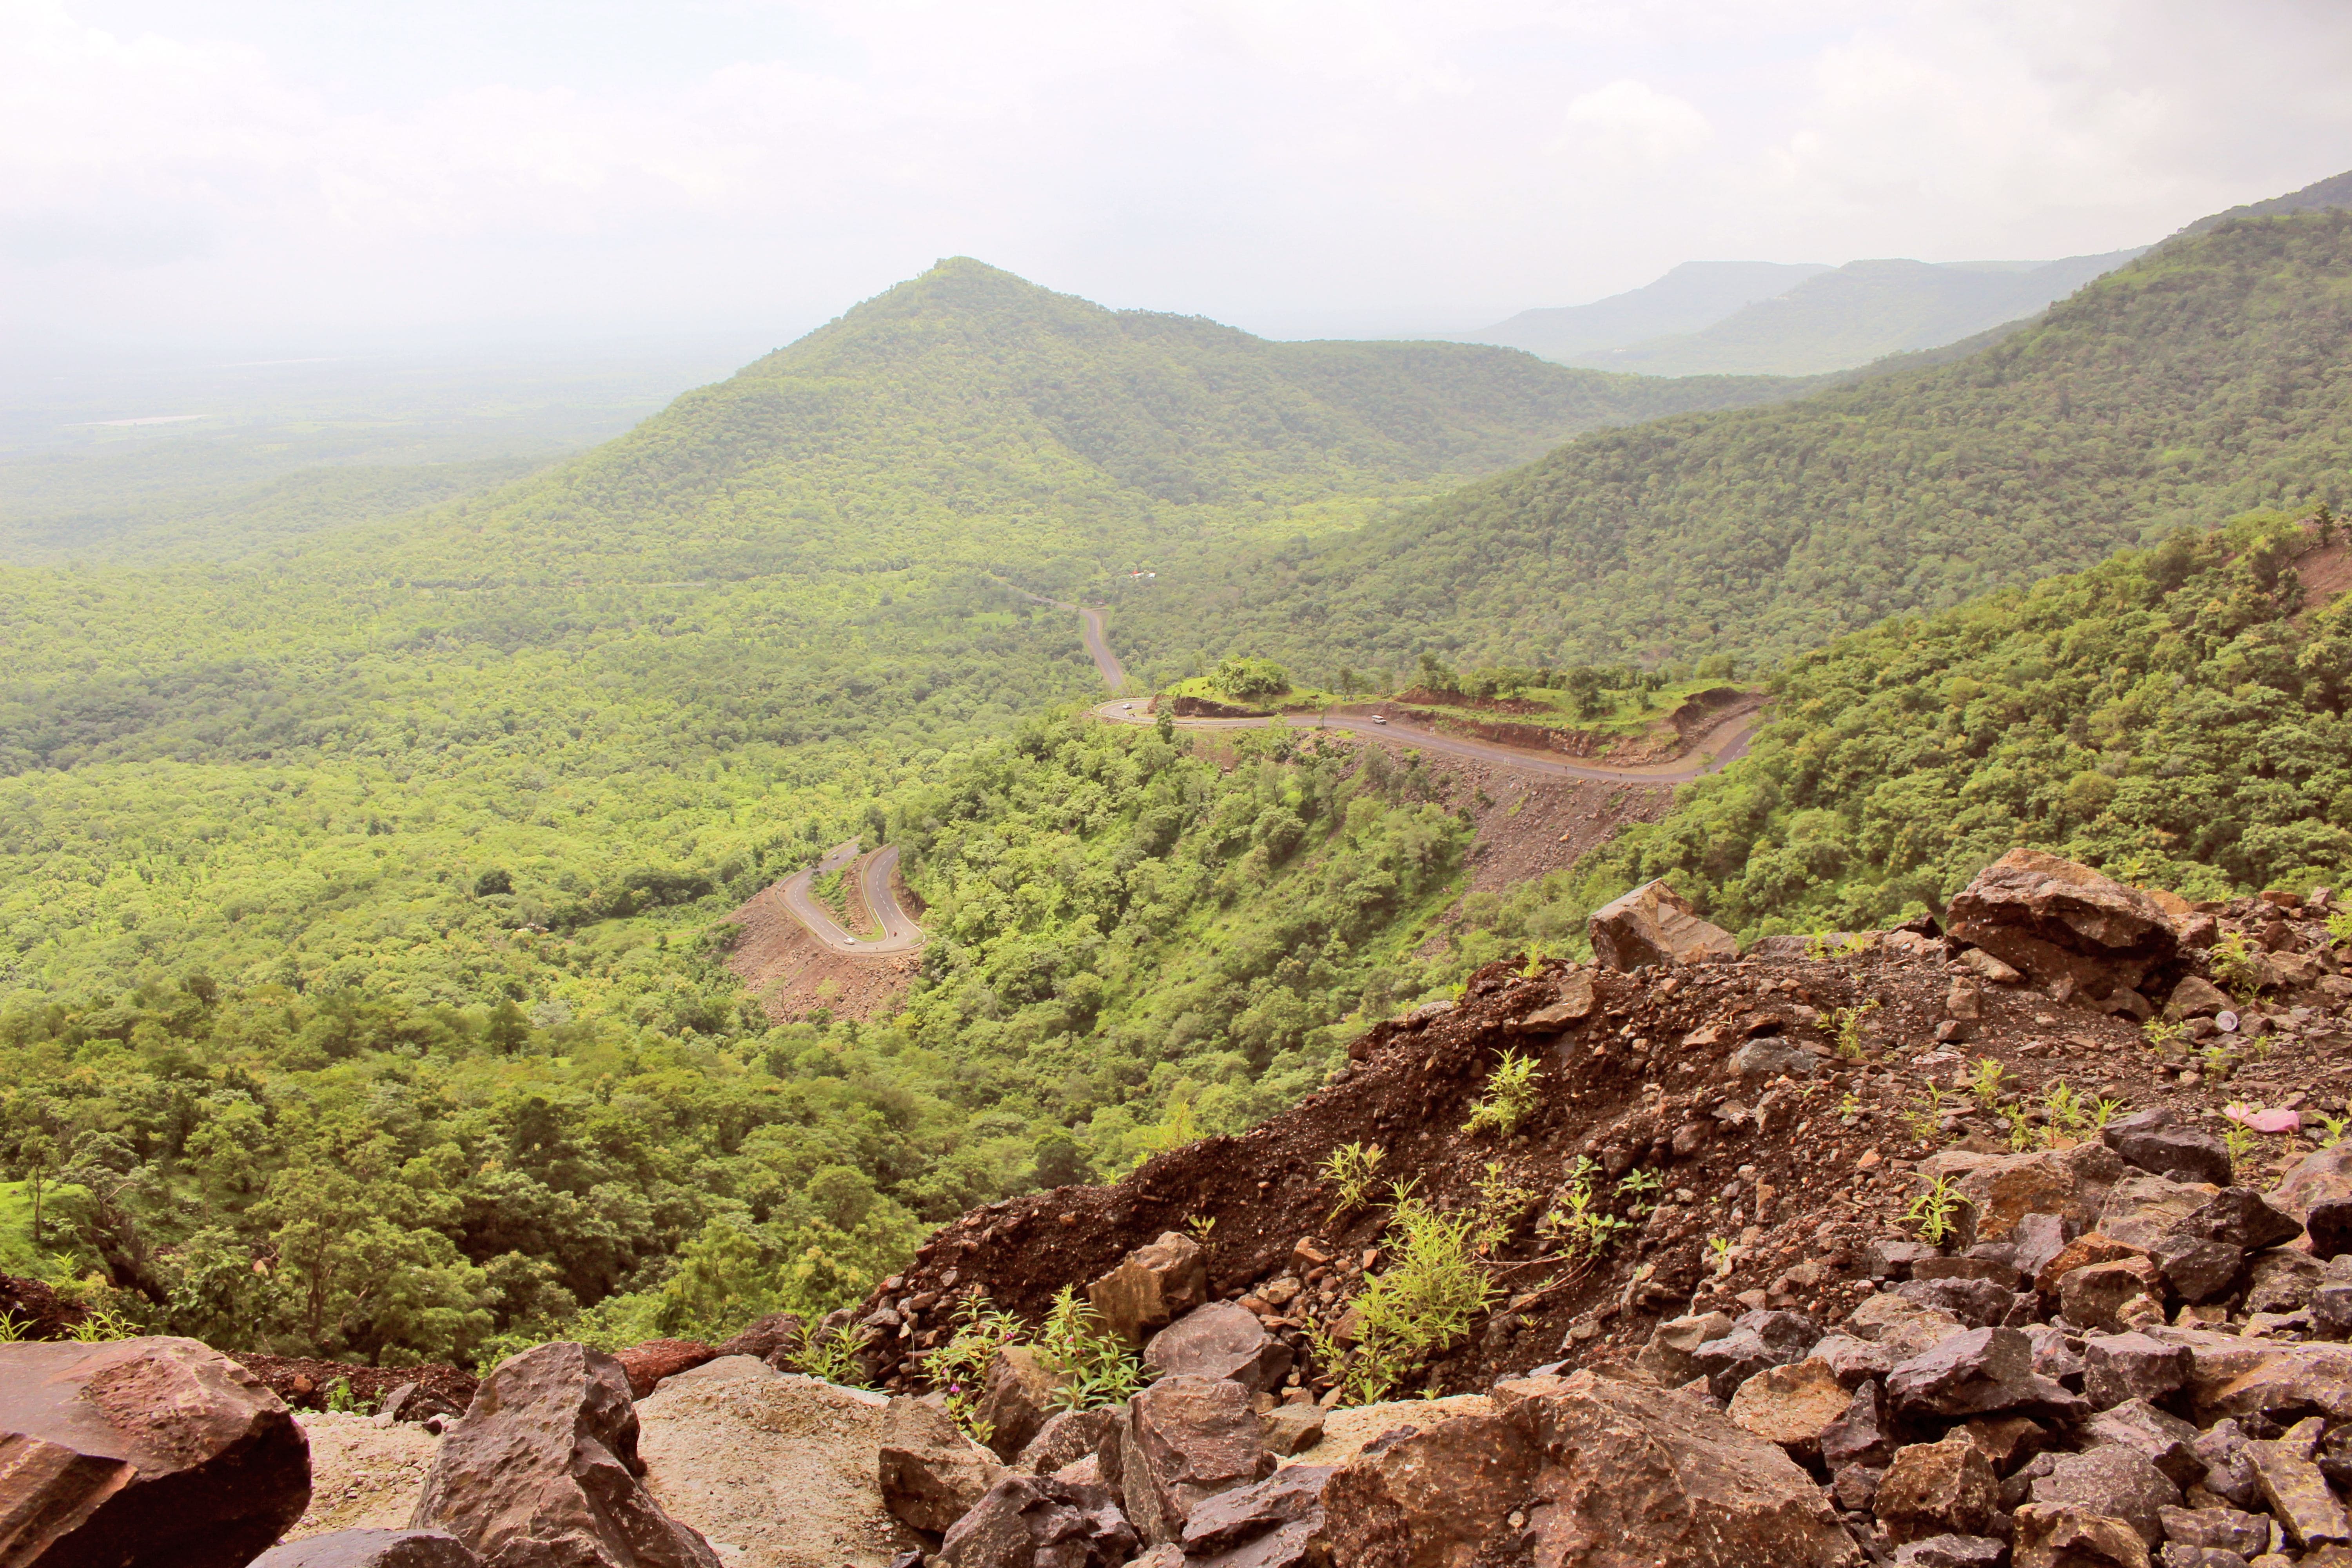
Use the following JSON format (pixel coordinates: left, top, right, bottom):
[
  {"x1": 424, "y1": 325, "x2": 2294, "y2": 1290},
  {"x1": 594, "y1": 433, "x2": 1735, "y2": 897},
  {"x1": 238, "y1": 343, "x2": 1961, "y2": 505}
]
[
  {"x1": 612, "y1": 1339, "x2": 718, "y2": 1401},
  {"x1": 2014, "y1": 1504, "x2": 2153, "y2": 1568},
  {"x1": 2036, "y1": 1234, "x2": 2152, "y2": 1296},
  {"x1": 1808, "y1": 1334, "x2": 1894, "y2": 1388},
  {"x1": 1832, "y1": 1463, "x2": 1883, "y2": 1511},
  {"x1": 1955, "y1": 1142, "x2": 2129, "y2": 1248},
  {"x1": 713, "y1": 1311, "x2": 804, "y2": 1363},
  {"x1": 1916, "y1": 1255, "x2": 2026, "y2": 1289},
  {"x1": 2156, "y1": 1550, "x2": 2252, "y2": 1568},
  {"x1": 1727, "y1": 1358, "x2": 1853, "y2": 1463},
  {"x1": 411, "y1": 1341, "x2": 721, "y2": 1568},
  {"x1": 2025, "y1": 1325, "x2": 2087, "y2": 1387},
  {"x1": 936, "y1": 1474, "x2": 1139, "y2": 1568},
  {"x1": 1015, "y1": 1405, "x2": 1122, "y2": 1475},
  {"x1": 1145, "y1": 1302, "x2": 1294, "y2": 1393},
  {"x1": 2312, "y1": 1200, "x2": 2352, "y2": 1262},
  {"x1": 2189, "y1": 1189, "x2": 2306, "y2": 1252},
  {"x1": 1887, "y1": 1326, "x2": 2073, "y2": 1418},
  {"x1": 2085, "y1": 1333, "x2": 2193, "y2": 1410},
  {"x1": 1427, "y1": 1370, "x2": 1860, "y2": 1568},
  {"x1": 1877, "y1": 1436, "x2": 2000, "y2": 1544},
  {"x1": 1820, "y1": 1378, "x2": 1897, "y2": 1471},
  {"x1": 1895, "y1": 1536, "x2": 2007, "y2": 1568},
  {"x1": 378, "y1": 1382, "x2": 464, "y2": 1426},
  {"x1": 1690, "y1": 1310, "x2": 1822, "y2": 1400},
  {"x1": 2174, "y1": 1334, "x2": 2352, "y2": 1425},
  {"x1": 2031, "y1": 1446, "x2": 2180, "y2": 1545},
  {"x1": 1846, "y1": 1292, "x2": 1967, "y2": 1361},
  {"x1": 2166, "y1": 976, "x2": 2233, "y2": 1020},
  {"x1": 1895, "y1": 1276, "x2": 2015, "y2": 1328},
  {"x1": 1588, "y1": 879, "x2": 1740, "y2": 971},
  {"x1": 1178, "y1": 1466, "x2": 1333, "y2": 1566},
  {"x1": 1089, "y1": 1232, "x2": 1208, "y2": 1347},
  {"x1": 2160, "y1": 1504, "x2": 2272, "y2": 1557},
  {"x1": 250, "y1": 1531, "x2": 481, "y2": 1568},
  {"x1": 1318, "y1": 1409, "x2": 1542, "y2": 1568},
  {"x1": 1256, "y1": 1404, "x2": 1324, "y2": 1457},
  {"x1": 2313, "y1": 1284, "x2": 2352, "y2": 1341},
  {"x1": 2243, "y1": 1248, "x2": 2326, "y2": 1315},
  {"x1": 2080, "y1": 1398, "x2": 2205, "y2": 1488},
  {"x1": 1868, "y1": 1240, "x2": 1946, "y2": 1280},
  {"x1": 0, "y1": 1336, "x2": 312, "y2": 1568},
  {"x1": 1507, "y1": 970, "x2": 1597, "y2": 1034},
  {"x1": 879, "y1": 1394, "x2": 1008, "y2": 1533},
  {"x1": 2194, "y1": 1420, "x2": 2266, "y2": 1512},
  {"x1": 1109, "y1": 1374, "x2": 1274, "y2": 1546},
  {"x1": 1635, "y1": 1310, "x2": 1735, "y2": 1387},
  {"x1": 2269, "y1": 1145, "x2": 2352, "y2": 1225},
  {"x1": 2100, "y1": 1174, "x2": 2223, "y2": 1250},
  {"x1": 2105, "y1": 1110, "x2": 2233, "y2": 1186},
  {"x1": 2012, "y1": 1213, "x2": 2076, "y2": 1282},
  {"x1": 2249, "y1": 1417, "x2": 2352, "y2": 1550},
  {"x1": 977, "y1": 1344, "x2": 1066, "y2": 1462},
  {"x1": 1945, "y1": 848, "x2": 2180, "y2": 1000},
  {"x1": 2062, "y1": 1258, "x2": 2166, "y2": 1333}
]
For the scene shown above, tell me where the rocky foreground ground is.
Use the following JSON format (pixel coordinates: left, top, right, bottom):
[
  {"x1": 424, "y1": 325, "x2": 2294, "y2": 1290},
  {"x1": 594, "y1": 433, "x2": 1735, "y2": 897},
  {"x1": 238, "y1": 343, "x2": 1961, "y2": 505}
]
[{"x1": 13, "y1": 849, "x2": 2352, "y2": 1567}]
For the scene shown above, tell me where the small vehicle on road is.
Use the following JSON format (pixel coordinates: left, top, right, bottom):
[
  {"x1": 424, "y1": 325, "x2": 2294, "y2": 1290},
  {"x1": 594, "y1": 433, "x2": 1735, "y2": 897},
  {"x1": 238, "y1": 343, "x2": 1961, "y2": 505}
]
[
  {"x1": 1372, "y1": 715, "x2": 1387, "y2": 724},
  {"x1": 1122, "y1": 702, "x2": 1133, "y2": 710}
]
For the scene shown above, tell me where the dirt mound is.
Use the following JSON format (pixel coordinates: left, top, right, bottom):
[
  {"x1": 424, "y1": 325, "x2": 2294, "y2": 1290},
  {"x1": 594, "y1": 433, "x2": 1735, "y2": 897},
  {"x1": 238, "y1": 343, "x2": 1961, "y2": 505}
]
[
  {"x1": 0, "y1": 1273, "x2": 92, "y2": 1338},
  {"x1": 1159, "y1": 694, "x2": 1271, "y2": 719},
  {"x1": 853, "y1": 895, "x2": 2352, "y2": 1403}
]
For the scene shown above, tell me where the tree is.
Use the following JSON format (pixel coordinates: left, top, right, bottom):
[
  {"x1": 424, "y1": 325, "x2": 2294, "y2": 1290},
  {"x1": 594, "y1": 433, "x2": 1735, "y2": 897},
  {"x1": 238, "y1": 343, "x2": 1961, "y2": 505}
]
[
  {"x1": 16, "y1": 1131, "x2": 56, "y2": 1249},
  {"x1": 1155, "y1": 708, "x2": 1176, "y2": 744}
]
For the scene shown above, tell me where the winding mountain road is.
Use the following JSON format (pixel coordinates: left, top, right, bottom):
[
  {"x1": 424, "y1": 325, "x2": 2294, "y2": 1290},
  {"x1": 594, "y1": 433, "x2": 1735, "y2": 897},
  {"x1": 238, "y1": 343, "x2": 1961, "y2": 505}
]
[
  {"x1": 775, "y1": 840, "x2": 924, "y2": 955},
  {"x1": 1093, "y1": 698, "x2": 1760, "y2": 783}
]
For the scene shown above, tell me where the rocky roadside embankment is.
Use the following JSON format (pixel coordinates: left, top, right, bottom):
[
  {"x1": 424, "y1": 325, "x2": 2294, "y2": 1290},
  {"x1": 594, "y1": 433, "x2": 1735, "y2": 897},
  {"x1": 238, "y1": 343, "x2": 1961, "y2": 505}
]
[{"x1": 16, "y1": 848, "x2": 2352, "y2": 1566}]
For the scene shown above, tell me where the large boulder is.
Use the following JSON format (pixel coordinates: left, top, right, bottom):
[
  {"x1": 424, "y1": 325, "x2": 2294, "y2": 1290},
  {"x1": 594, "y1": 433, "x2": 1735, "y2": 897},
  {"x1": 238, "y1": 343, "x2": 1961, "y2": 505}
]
[
  {"x1": 1144, "y1": 1303, "x2": 1294, "y2": 1394},
  {"x1": 976, "y1": 1345, "x2": 1067, "y2": 1462},
  {"x1": 250, "y1": 1531, "x2": 481, "y2": 1568},
  {"x1": 936, "y1": 1474, "x2": 1138, "y2": 1568},
  {"x1": 2029, "y1": 1447, "x2": 2180, "y2": 1546},
  {"x1": 1015, "y1": 1406, "x2": 1123, "y2": 1476},
  {"x1": 1944, "y1": 849, "x2": 2180, "y2": 1002},
  {"x1": 1318, "y1": 1411, "x2": 1542, "y2": 1568},
  {"x1": 1449, "y1": 1373, "x2": 1853, "y2": 1568},
  {"x1": 1178, "y1": 1466, "x2": 1334, "y2": 1567},
  {"x1": 1727, "y1": 1359, "x2": 1853, "y2": 1464},
  {"x1": 1088, "y1": 1232, "x2": 1208, "y2": 1347},
  {"x1": 1875, "y1": 1436, "x2": 1999, "y2": 1544},
  {"x1": 1106, "y1": 1374, "x2": 1274, "y2": 1547},
  {"x1": 878, "y1": 1394, "x2": 1007, "y2": 1534},
  {"x1": 1953, "y1": 1142, "x2": 2128, "y2": 1248},
  {"x1": 0, "y1": 1336, "x2": 312, "y2": 1568},
  {"x1": 2012, "y1": 1504, "x2": 2151, "y2": 1568},
  {"x1": 411, "y1": 1341, "x2": 722, "y2": 1568},
  {"x1": 1588, "y1": 880, "x2": 1739, "y2": 971},
  {"x1": 612, "y1": 1339, "x2": 718, "y2": 1401},
  {"x1": 2102, "y1": 1110, "x2": 2232, "y2": 1187},
  {"x1": 1886, "y1": 1327, "x2": 2077, "y2": 1419}
]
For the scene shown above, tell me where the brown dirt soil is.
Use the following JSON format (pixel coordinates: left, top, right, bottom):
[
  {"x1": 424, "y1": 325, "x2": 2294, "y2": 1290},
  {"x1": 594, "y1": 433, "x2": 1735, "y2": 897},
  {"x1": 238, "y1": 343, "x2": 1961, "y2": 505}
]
[
  {"x1": 2294, "y1": 534, "x2": 2352, "y2": 618},
  {"x1": 1158, "y1": 694, "x2": 1272, "y2": 719},
  {"x1": 235, "y1": 1352, "x2": 477, "y2": 1414},
  {"x1": 855, "y1": 896, "x2": 2352, "y2": 1404},
  {"x1": 0, "y1": 1273, "x2": 92, "y2": 1338},
  {"x1": 720, "y1": 884, "x2": 919, "y2": 1024},
  {"x1": 282, "y1": 1412, "x2": 442, "y2": 1540},
  {"x1": 1454, "y1": 768, "x2": 1672, "y2": 900}
]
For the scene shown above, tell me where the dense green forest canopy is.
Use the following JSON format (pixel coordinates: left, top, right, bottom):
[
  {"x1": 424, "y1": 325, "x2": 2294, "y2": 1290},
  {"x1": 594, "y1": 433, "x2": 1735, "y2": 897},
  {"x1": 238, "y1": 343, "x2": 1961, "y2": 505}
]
[
  {"x1": 1107, "y1": 214, "x2": 2352, "y2": 686},
  {"x1": 0, "y1": 717, "x2": 1474, "y2": 1363},
  {"x1": 1441, "y1": 509, "x2": 2352, "y2": 968}
]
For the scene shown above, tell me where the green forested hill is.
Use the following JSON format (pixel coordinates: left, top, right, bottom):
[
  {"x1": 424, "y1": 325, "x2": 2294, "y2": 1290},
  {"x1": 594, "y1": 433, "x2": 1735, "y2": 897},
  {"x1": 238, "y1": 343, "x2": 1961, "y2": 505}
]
[
  {"x1": 1112, "y1": 213, "x2": 2352, "y2": 683},
  {"x1": 1441, "y1": 508, "x2": 2352, "y2": 966}
]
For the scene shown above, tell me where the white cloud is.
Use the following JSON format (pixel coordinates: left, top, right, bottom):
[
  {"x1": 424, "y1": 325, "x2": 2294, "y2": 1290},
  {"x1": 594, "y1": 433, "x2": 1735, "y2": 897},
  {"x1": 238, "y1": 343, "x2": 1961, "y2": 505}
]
[{"x1": 3, "y1": 0, "x2": 2349, "y2": 347}]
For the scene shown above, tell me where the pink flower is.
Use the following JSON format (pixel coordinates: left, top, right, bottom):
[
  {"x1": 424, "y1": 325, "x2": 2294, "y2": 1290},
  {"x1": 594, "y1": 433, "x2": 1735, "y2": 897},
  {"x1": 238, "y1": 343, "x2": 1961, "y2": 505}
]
[{"x1": 2225, "y1": 1103, "x2": 2301, "y2": 1134}]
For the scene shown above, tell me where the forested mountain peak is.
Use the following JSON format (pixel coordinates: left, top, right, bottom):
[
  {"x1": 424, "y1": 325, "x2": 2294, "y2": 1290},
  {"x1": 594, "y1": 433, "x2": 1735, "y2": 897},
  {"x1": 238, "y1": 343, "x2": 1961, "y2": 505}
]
[{"x1": 2178, "y1": 167, "x2": 2352, "y2": 237}]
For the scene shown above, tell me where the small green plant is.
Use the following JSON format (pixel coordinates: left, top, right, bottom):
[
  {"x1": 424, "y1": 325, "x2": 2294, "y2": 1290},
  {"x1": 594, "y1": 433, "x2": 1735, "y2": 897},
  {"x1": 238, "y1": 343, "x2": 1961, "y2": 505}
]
[
  {"x1": 1615, "y1": 1167, "x2": 1663, "y2": 1215},
  {"x1": 2003, "y1": 1104, "x2": 2038, "y2": 1152},
  {"x1": 1542, "y1": 1156, "x2": 1632, "y2": 1259},
  {"x1": 2223, "y1": 1119, "x2": 2261, "y2": 1169},
  {"x1": 1804, "y1": 932, "x2": 1833, "y2": 961},
  {"x1": 2199, "y1": 1042, "x2": 2238, "y2": 1080},
  {"x1": 920, "y1": 1292, "x2": 1025, "y2": 1439},
  {"x1": 1462, "y1": 1049, "x2": 1541, "y2": 1139},
  {"x1": 1828, "y1": 1000, "x2": 1880, "y2": 1058},
  {"x1": 1444, "y1": 980, "x2": 1469, "y2": 1003},
  {"x1": 323, "y1": 1376, "x2": 360, "y2": 1414},
  {"x1": 1907, "y1": 1085, "x2": 1952, "y2": 1144},
  {"x1": 2210, "y1": 932, "x2": 2265, "y2": 1007},
  {"x1": 1967, "y1": 1057, "x2": 2007, "y2": 1108},
  {"x1": 1839, "y1": 932, "x2": 1874, "y2": 957},
  {"x1": 1519, "y1": 946, "x2": 1547, "y2": 980},
  {"x1": 1904, "y1": 1177, "x2": 1966, "y2": 1245},
  {"x1": 1322, "y1": 1142, "x2": 1388, "y2": 1219},
  {"x1": 0, "y1": 1311, "x2": 29, "y2": 1343},
  {"x1": 1036, "y1": 1285, "x2": 1146, "y2": 1412},
  {"x1": 2328, "y1": 909, "x2": 2352, "y2": 947},
  {"x1": 1185, "y1": 1213, "x2": 1218, "y2": 1242},
  {"x1": 797, "y1": 1322, "x2": 876, "y2": 1389},
  {"x1": 1472, "y1": 1161, "x2": 1541, "y2": 1251},
  {"x1": 1705, "y1": 1235, "x2": 1734, "y2": 1275},
  {"x1": 1311, "y1": 1194, "x2": 1497, "y2": 1405},
  {"x1": 2142, "y1": 1018, "x2": 2188, "y2": 1054},
  {"x1": 2320, "y1": 1113, "x2": 2350, "y2": 1151},
  {"x1": 65, "y1": 1308, "x2": 130, "y2": 1344},
  {"x1": 1838, "y1": 1091, "x2": 1864, "y2": 1120}
]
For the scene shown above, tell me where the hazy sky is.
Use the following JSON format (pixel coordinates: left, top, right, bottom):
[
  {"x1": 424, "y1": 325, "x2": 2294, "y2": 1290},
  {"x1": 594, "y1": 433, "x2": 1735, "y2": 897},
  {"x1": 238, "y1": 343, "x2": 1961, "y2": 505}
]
[{"x1": 9, "y1": 0, "x2": 2351, "y2": 351}]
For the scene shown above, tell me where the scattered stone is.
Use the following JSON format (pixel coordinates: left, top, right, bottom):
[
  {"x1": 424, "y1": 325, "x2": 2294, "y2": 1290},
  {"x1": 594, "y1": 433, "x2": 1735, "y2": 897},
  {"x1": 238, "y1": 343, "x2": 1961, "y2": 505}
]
[
  {"x1": 1895, "y1": 1535, "x2": 2007, "y2": 1568},
  {"x1": 1109, "y1": 1374, "x2": 1275, "y2": 1546},
  {"x1": 712, "y1": 1312, "x2": 804, "y2": 1363},
  {"x1": 1257, "y1": 1404, "x2": 1324, "y2": 1458},
  {"x1": 249, "y1": 1531, "x2": 481, "y2": 1568},
  {"x1": 1015, "y1": 1406, "x2": 1122, "y2": 1476},
  {"x1": 412, "y1": 1341, "x2": 722, "y2": 1568},
  {"x1": 1846, "y1": 1292, "x2": 1968, "y2": 1362},
  {"x1": 0, "y1": 1336, "x2": 312, "y2": 1568},
  {"x1": 2311, "y1": 1200, "x2": 2352, "y2": 1262},
  {"x1": 2061, "y1": 1258, "x2": 2167, "y2": 1333},
  {"x1": 2100, "y1": 1174, "x2": 2224, "y2": 1251},
  {"x1": 1588, "y1": 879, "x2": 1741, "y2": 970},
  {"x1": 2080, "y1": 1399, "x2": 2205, "y2": 1488},
  {"x1": 1089, "y1": 1232, "x2": 1209, "y2": 1347},
  {"x1": 1915, "y1": 1256, "x2": 2025, "y2": 1289},
  {"x1": 1808, "y1": 1334, "x2": 1895, "y2": 1388},
  {"x1": 2084, "y1": 1333, "x2": 2193, "y2": 1410},
  {"x1": 2312, "y1": 1284, "x2": 2352, "y2": 1341},
  {"x1": 936, "y1": 1475, "x2": 1139, "y2": 1568},
  {"x1": 1145, "y1": 1302, "x2": 1294, "y2": 1393},
  {"x1": 2011, "y1": 1214, "x2": 2075, "y2": 1283},
  {"x1": 1178, "y1": 1466, "x2": 1332, "y2": 1563},
  {"x1": 2186, "y1": 1189, "x2": 2305, "y2": 1254},
  {"x1": 1636, "y1": 1311, "x2": 1736, "y2": 1387},
  {"x1": 1876, "y1": 1436, "x2": 2000, "y2": 1544},
  {"x1": 1896, "y1": 1277, "x2": 2016, "y2": 1328},
  {"x1": 1728, "y1": 1359, "x2": 1853, "y2": 1463},
  {"x1": 2242, "y1": 1249, "x2": 2326, "y2": 1315},
  {"x1": 1955, "y1": 1142, "x2": 2129, "y2": 1248},
  {"x1": 1868, "y1": 1241, "x2": 1946, "y2": 1281},
  {"x1": 1887, "y1": 1327, "x2": 2073, "y2": 1418},
  {"x1": 2249, "y1": 1417, "x2": 2352, "y2": 1550},
  {"x1": 2031, "y1": 1446, "x2": 2181, "y2": 1545},
  {"x1": 1508, "y1": 970, "x2": 1598, "y2": 1033},
  {"x1": 977, "y1": 1345, "x2": 1067, "y2": 1462},
  {"x1": 2269, "y1": 1146, "x2": 2352, "y2": 1226},
  {"x1": 2013, "y1": 1503, "x2": 2154, "y2": 1568},
  {"x1": 612, "y1": 1339, "x2": 719, "y2": 1401},
  {"x1": 1820, "y1": 1378, "x2": 1898, "y2": 1472},
  {"x1": 2165, "y1": 977, "x2": 2233, "y2": 1020},
  {"x1": 2193, "y1": 1421, "x2": 2266, "y2": 1512},
  {"x1": 879, "y1": 1394, "x2": 1008, "y2": 1534},
  {"x1": 2159, "y1": 1504, "x2": 2271, "y2": 1557},
  {"x1": 2036, "y1": 1234, "x2": 2152, "y2": 1296},
  {"x1": 1962, "y1": 1414, "x2": 2051, "y2": 1474}
]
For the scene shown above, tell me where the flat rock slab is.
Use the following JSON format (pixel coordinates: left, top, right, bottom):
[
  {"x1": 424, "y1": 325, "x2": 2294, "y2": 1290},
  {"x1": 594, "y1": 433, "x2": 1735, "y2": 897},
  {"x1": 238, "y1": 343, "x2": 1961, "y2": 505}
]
[
  {"x1": 282, "y1": 1412, "x2": 443, "y2": 1542},
  {"x1": 633, "y1": 1357, "x2": 922, "y2": 1568}
]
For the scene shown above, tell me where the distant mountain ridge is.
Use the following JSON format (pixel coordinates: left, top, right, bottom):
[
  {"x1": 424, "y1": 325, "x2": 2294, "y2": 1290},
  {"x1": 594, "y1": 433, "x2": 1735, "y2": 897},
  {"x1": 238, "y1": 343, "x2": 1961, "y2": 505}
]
[
  {"x1": 1464, "y1": 250, "x2": 2142, "y2": 377},
  {"x1": 2178, "y1": 168, "x2": 2352, "y2": 236}
]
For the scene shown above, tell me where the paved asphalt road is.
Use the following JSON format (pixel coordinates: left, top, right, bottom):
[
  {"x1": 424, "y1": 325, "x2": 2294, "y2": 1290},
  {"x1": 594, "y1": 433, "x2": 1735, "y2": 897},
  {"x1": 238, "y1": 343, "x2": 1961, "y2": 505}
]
[{"x1": 775, "y1": 840, "x2": 924, "y2": 955}]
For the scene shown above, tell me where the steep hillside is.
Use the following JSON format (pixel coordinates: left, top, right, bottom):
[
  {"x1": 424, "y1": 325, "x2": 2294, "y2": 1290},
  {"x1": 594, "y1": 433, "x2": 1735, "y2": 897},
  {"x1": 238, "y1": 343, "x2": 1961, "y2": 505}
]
[
  {"x1": 2179, "y1": 165, "x2": 2352, "y2": 236},
  {"x1": 1576, "y1": 249, "x2": 2142, "y2": 377},
  {"x1": 1115, "y1": 212, "x2": 2352, "y2": 679},
  {"x1": 1468, "y1": 260, "x2": 1831, "y2": 361}
]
